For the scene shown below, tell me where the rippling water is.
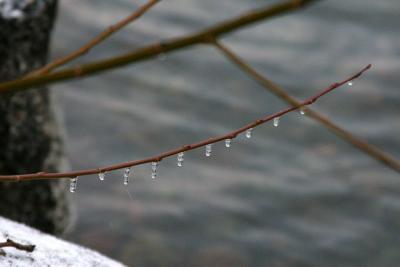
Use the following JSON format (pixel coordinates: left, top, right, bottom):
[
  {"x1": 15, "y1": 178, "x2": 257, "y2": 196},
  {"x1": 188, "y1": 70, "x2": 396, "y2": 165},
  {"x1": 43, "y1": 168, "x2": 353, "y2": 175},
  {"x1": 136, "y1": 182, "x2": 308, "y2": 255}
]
[{"x1": 52, "y1": 0, "x2": 400, "y2": 266}]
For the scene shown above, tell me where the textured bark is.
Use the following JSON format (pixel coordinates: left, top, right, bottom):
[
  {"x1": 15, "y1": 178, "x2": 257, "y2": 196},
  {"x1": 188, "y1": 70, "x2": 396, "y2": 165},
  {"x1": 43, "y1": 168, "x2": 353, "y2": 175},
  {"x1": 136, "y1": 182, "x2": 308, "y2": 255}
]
[{"x1": 0, "y1": 0, "x2": 70, "y2": 235}]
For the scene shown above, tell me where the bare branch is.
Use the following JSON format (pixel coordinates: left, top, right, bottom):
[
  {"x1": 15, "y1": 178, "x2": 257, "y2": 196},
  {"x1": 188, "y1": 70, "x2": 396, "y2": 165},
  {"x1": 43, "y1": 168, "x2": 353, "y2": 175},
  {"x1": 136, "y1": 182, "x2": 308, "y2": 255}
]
[
  {"x1": 28, "y1": 0, "x2": 160, "y2": 76},
  {"x1": 0, "y1": 0, "x2": 320, "y2": 94},
  {"x1": 0, "y1": 65, "x2": 371, "y2": 181},
  {"x1": 0, "y1": 239, "x2": 35, "y2": 254},
  {"x1": 212, "y1": 40, "x2": 400, "y2": 173}
]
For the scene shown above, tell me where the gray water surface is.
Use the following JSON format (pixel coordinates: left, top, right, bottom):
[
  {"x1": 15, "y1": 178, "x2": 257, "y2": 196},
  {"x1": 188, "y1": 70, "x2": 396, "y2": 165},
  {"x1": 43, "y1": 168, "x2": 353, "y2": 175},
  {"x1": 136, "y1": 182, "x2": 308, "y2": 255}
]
[{"x1": 53, "y1": 0, "x2": 399, "y2": 266}]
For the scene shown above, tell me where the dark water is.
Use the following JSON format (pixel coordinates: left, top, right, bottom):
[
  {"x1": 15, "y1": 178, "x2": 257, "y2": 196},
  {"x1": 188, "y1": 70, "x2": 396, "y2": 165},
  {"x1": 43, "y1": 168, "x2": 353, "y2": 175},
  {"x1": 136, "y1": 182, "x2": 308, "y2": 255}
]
[{"x1": 52, "y1": 0, "x2": 399, "y2": 266}]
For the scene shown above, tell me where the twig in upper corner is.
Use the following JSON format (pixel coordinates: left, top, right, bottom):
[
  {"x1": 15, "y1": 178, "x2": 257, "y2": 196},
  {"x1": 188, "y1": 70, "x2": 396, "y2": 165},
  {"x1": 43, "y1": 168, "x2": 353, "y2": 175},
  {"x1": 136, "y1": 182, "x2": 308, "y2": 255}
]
[
  {"x1": 28, "y1": 0, "x2": 160, "y2": 76},
  {"x1": 0, "y1": 0, "x2": 319, "y2": 94}
]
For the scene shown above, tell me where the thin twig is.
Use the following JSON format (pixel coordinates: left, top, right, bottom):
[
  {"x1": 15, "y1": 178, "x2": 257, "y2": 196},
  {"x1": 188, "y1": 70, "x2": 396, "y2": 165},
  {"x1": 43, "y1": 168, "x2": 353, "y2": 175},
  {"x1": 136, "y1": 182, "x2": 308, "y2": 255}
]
[
  {"x1": 0, "y1": 65, "x2": 371, "y2": 181},
  {"x1": 28, "y1": 0, "x2": 159, "y2": 76},
  {"x1": 212, "y1": 40, "x2": 400, "y2": 173},
  {"x1": 0, "y1": 239, "x2": 35, "y2": 254},
  {"x1": 0, "y1": 0, "x2": 319, "y2": 94}
]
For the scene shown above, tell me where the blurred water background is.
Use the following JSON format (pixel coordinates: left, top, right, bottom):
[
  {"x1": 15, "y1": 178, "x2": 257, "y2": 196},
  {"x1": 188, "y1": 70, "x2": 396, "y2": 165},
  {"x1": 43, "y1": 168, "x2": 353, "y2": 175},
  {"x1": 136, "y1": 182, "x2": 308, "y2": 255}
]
[{"x1": 52, "y1": 0, "x2": 400, "y2": 266}]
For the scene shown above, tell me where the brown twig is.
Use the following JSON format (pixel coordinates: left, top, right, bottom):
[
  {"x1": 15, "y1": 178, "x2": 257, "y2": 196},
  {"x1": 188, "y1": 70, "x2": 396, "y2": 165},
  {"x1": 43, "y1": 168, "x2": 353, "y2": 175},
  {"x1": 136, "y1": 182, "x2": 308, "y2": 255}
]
[
  {"x1": 28, "y1": 0, "x2": 159, "y2": 76},
  {"x1": 212, "y1": 40, "x2": 400, "y2": 173},
  {"x1": 0, "y1": 0, "x2": 319, "y2": 94},
  {"x1": 0, "y1": 65, "x2": 371, "y2": 181},
  {"x1": 0, "y1": 239, "x2": 35, "y2": 254}
]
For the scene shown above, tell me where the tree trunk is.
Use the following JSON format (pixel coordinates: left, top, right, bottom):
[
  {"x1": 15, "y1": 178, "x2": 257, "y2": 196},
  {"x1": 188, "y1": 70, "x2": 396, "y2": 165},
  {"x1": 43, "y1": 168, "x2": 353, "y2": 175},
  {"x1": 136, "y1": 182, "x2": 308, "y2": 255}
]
[{"x1": 0, "y1": 0, "x2": 70, "y2": 235}]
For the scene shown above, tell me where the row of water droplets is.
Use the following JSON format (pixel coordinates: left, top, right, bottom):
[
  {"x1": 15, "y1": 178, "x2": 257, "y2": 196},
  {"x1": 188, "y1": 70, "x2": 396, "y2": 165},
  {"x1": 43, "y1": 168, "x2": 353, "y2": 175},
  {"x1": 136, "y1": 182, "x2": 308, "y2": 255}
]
[
  {"x1": 68, "y1": 106, "x2": 298, "y2": 192},
  {"x1": 69, "y1": 81, "x2": 354, "y2": 193},
  {"x1": 72, "y1": 51, "x2": 164, "y2": 191}
]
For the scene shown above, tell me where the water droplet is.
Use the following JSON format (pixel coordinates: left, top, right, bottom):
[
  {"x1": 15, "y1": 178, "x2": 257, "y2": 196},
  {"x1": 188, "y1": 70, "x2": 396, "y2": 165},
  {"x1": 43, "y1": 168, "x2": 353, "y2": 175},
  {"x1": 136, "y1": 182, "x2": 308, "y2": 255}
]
[
  {"x1": 151, "y1": 162, "x2": 158, "y2": 179},
  {"x1": 123, "y1": 168, "x2": 130, "y2": 186},
  {"x1": 299, "y1": 107, "x2": 306, "y2": 115},
  {"x1": 347, "y1": 81, "x2": 353, "y2": 86},
  {"x1": 98, "y1": 172, "x2": 105, "y2": 181},
  {"x1": 225, "y1": 138, "x2": 231, "y2": 148},
  {"x1": 205, "y1": 144, "x2": 212, "y2": 157},
  {"x1": 69, "y1": 177, "x2": 78, "y2": 193},
  {"x1": 245, "y1": 128, "x2": 253, "y2": 139},
  {"x1": 158, "y1": 53, "x2": 166, "y2": 61},
  {"x1": 177, "y1": 152, "x2": 184, "y2": 167},
  {"x1": 273, "y1": 117, "x2": 280, "y2": 127}
]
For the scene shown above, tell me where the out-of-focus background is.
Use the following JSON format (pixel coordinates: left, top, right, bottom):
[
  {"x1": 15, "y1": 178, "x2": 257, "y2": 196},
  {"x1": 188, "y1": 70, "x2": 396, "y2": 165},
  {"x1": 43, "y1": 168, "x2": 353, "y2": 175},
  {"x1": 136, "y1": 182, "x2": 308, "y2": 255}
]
[{"x1": 53, "y1": 0, "x2": 399, "y2": 266}]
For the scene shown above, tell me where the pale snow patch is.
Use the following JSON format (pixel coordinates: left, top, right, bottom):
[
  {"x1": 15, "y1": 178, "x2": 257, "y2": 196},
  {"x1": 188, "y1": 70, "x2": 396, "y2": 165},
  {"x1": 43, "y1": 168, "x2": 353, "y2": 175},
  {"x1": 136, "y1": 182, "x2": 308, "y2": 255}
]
[
  {"x1": 0, "y1": 216, "x2": 126, "y2": 267},
  {"x1": 0, "y1": 0, "x2": 24, "y2": 19}
]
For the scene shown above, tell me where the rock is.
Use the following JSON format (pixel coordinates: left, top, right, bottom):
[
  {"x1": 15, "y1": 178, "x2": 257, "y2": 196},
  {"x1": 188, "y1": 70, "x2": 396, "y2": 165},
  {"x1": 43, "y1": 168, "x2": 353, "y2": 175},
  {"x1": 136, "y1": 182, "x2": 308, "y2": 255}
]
[
  {"x1": 0, "y1": 0, "x2": 71, "y2": 235},
  {"x1": 0, "y1": 216, "x2": 126, "y2": 267}
]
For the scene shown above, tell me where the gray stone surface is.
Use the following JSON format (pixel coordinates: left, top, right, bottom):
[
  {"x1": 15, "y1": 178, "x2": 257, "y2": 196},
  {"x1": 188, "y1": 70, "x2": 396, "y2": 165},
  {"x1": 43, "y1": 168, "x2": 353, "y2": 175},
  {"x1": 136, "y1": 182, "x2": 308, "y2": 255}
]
[{"x1": 0, "y1": 0, "x2": 71, "y2": 235}]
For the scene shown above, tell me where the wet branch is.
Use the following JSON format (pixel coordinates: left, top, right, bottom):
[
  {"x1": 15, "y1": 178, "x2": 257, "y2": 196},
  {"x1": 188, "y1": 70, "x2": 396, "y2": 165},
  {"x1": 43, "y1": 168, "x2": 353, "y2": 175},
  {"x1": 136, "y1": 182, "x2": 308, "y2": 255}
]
[
  {"x1": 0, "y1": 0, "x2": 319, "y2": 94},
  {"x1": 28, "y1": 0, "x2": 160, "y2": 76},
  {"x1": 0, "y1": 65, "x2": 371, "y2": 181},
  {"x1": 0, "y1": 0, "x2": 393, "y2": 181},
  {"x1": 0, "y1": 239, "x2": 35, "y2": 254},
  {"x1": 212, "y1": 40, "x2": 400, "y2": 173}
]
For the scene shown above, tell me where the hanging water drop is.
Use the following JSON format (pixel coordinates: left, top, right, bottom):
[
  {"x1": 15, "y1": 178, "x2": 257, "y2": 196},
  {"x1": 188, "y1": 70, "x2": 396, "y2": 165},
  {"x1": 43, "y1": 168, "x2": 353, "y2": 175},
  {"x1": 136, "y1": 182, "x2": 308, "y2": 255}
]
[
  {"x1": 98, "y1": 172, "x2": 105, "y2": 181},
  {"x1": 245, "y1": 128, "x2": 253, "y2": 139},
  {"x1": 225, "y1": 138, "x2": 231, "y2": 148},
  {"x1": 205, "y1": 144, "x2": 212, "y2": 157},
  {"x1": 347, "y1": 81, "x2": 353, "y2": 86},
  {"x1": 151, "y1": 162, "x2": 158, "y2": 179},
  {"x1": 299, "y1": 107, "x2": 306, "y2": 115},
  {"x1": 273, "y1": 117, "x2": 280, "y2": 127},
  {"x1": 69, "y1": 177, "x2": 78, "y2": 193},
  {"x1": 158, "y1": 53, "x2": 166, "y2": 61},
  {"x1": 123, "y1": 167, "x2": 130, "y2": 186},
  {"x1": 177, "y1": 152, "x2": 184, "y2": 167}
]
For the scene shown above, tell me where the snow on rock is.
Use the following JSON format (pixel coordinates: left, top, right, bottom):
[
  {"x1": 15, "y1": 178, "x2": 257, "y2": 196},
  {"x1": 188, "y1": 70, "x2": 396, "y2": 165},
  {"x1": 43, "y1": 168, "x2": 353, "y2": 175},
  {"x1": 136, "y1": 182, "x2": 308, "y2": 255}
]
[
  {"x1": 0, "y1": 216, "x2": 126, "y2": 267},
  {"x1": 0, "y1": 0, "x2": 47, "y2": 20}
]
